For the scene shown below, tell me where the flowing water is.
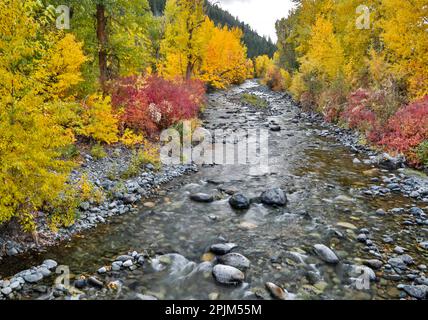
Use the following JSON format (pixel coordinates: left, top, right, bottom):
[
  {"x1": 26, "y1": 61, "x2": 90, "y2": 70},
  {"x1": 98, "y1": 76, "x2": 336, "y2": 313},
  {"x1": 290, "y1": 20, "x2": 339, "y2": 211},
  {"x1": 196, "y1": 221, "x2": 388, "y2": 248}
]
[{"x1": 1, "y1": 80, "x2": 427, "y2": 300}]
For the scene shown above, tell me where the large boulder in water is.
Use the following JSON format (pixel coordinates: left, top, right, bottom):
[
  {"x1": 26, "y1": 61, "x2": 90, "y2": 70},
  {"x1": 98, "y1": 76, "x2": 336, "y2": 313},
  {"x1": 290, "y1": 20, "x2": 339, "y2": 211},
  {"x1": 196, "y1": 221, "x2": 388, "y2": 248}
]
[
  {"x1": 229, "y1": 193, "x2": 250, "y2": 210},
  {"x1": 260, "y1": 188, "x2": 287, "y2": 206}
]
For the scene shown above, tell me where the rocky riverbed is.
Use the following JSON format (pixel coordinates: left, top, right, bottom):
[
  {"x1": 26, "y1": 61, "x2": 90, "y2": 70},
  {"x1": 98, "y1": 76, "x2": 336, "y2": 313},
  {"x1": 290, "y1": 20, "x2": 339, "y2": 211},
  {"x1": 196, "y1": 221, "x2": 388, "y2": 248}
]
[{"x1": 0, "y1": 80, "x2": 427, "y2": 300}]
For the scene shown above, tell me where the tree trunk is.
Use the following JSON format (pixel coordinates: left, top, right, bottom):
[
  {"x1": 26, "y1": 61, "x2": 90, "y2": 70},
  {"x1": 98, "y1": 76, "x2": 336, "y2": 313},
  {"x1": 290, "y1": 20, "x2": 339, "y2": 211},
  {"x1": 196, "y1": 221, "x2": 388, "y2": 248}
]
[
  {"x1": 96, "y1": 4, "x2": 108, "y2": 93},
  {"x1": 185, "y1": 62, "x2": 193, "y2": 81}
]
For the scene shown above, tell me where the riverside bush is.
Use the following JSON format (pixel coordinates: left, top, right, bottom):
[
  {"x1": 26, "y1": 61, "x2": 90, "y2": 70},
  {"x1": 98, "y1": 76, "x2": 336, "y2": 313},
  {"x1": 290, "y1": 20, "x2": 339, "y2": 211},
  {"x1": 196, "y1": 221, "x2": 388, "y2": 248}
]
[{"x1": 111, "y1": 75, "x2": 206, "y2": 136}]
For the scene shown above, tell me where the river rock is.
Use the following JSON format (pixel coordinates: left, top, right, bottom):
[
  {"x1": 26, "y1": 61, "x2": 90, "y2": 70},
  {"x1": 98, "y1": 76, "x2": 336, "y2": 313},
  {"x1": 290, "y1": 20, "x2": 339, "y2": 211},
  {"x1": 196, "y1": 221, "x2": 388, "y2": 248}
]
[
  {"x1": 313, "y1": 244, "x2": 339, "y2": 264},
  {"x1": 377, "y1": 153, "x2": 404, "y2": 170},
  {"x1": 260, "y1": 188, "x2": 287, "y2": 206},
  {"x1": 212, "y1": 265, "x2": 245, "y2": 285},
  {"x1": 388, "y1": 255, "x2": 413, "y2": 270},
  {"x1": 24, "y1": 272, "x2": 43, "y2": 283},
  {"x1": 364, "y1": 259, "x2": 383, "y2": 270},
  {"x1": 1, "y1": 287, "x2": 12, "y2": 295},
  {"x1": 43, "y1": 259, "x2": 58, "y2": 270},
  {"x1": 229, "y1": 194, "x2": 250, "y2": 210},
  {"x1": 265, "y1": 282, "x2": 289, "y2": 300},
  {"x1": 88, "y1": 276, "x2": 103, "y2": 288},
  {"x1": 270, "y1": 125, "x2": 281, "y2": 132},
  {"x1": 74, "y1": 279, "x2": 87, "y2": 289},
  {"x1": 351, "y1": 265, "x2": 376, "y2": 281},
  {"x1": 210, "y1": 243, "x2": 238, "y2": 255},
  {"x1": 97, "y1": 267, "x2": 107, "y2": 274},
  {"x1": 116, "y1": 255, "x2": 133, "y2": 262},
  {"x1": 190, "y1": 193, "x2": 214, "y2": 203},
  {"x1": 217, "y1": 253, "x2": 250, "y2": 271},
  {"x1": 112, "y1": 261, "x2": 122, "y2": 271},
  {"x1": 401, "y1": 285, "x2": 428, "y2": 300},
  {"x1": 123, "y1": 260, "x2": 133, "y2": 268}
]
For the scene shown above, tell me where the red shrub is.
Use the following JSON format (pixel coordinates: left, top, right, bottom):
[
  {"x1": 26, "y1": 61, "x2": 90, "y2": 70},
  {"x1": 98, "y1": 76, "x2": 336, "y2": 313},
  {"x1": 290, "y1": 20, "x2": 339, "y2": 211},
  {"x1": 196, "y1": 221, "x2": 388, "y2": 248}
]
[
  {"x1": 110, "y1": 75, "x2": 206, "y2": 136},
  {"x1": 376, "y1": 96, "x2": 428, "y2": 158},
  {"x1": 341, "y1": 89, "x2": 378, "y2": 132}
]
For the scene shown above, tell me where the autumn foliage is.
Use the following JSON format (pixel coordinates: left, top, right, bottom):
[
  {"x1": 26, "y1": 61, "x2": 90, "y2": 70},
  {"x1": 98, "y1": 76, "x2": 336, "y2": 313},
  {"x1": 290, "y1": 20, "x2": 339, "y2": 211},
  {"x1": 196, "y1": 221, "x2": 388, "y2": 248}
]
[
  {"x1": 375, "y1": 97, "x2": 428, "y2": 163},
  {"x1": 111, "y1": 75, "x2": 206, "y2": 136},
  {"x1": 273, "y1": 0, "x2": 428, "y2": 166}
]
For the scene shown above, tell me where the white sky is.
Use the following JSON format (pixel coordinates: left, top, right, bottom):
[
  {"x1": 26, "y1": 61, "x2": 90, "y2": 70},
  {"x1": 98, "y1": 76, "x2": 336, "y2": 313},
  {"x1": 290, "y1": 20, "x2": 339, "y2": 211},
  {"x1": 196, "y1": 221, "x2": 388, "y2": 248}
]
[{"x1": 209, "y1": 0, "x2": 296, "y2": 42}]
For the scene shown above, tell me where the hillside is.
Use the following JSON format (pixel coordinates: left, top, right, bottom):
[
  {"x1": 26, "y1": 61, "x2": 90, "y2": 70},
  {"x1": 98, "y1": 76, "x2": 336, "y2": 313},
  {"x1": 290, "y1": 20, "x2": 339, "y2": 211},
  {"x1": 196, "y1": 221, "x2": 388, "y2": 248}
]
[{"x1": 148, "y1": 0, "x2": 276, "y2": 58}]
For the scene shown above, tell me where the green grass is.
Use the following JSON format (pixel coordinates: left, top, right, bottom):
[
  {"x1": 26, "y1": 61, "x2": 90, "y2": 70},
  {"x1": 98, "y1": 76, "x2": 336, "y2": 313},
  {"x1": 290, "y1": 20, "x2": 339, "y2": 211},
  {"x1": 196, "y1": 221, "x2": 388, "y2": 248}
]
[{"x1": 241, "y1": 93, "x2": 268, "y2": 108}]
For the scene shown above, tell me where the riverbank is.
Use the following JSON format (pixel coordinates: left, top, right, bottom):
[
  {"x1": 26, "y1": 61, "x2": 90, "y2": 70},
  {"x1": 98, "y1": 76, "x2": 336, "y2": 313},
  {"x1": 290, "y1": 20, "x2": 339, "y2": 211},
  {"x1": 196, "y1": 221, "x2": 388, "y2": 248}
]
[
  {"x1": 1, "y1": 80, "x2": 427, "y2": 300},
  {"x1": 0, "y1": 144, "x2": 197, "y2": 261}
]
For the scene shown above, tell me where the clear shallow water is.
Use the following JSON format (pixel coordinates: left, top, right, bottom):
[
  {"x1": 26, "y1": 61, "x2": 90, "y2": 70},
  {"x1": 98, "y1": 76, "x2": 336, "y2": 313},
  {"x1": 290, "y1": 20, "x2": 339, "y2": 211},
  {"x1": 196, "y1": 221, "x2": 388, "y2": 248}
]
[{"x1": 1, "y1": 81, "x2": 427, "y2": 300}]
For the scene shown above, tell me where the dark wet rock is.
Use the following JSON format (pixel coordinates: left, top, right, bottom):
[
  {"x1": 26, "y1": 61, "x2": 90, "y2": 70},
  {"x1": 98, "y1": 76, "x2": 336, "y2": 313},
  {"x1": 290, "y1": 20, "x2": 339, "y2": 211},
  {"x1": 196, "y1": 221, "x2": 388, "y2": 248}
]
[
  {"x1": 269, "y1": 125, "x2": 281, "y2": 132},
  {"x1": 74, "y1": 279, "x2": 87, "y2": 289},
  {"x1": 313, "y1": 244, "x2": 339, "y2": 264},
  {"x1": 217, "y1": 253, "x2": 250, "y2": 271},
  {"x1": 265, "y1": 282, "x2": 290, "y2": 300},
  {"x1": 212, "y1": 265, "x2": 245, "y2": 285},
  {"x1": 210, "y1": 243, "x2": 237, "y2": 255},
  {"x1": 88, "y1": 276, "x2": 103, "y2": 288},
  {"x1": 401, "y1": 285, "x2": 428, "y2": 300},
  {"x1": 229, "y1": 193, "x2": 250, "y2": 210},
  {"x1": 260, "y1": 188, "x2": 287, "y2": 206},
  {"x1": 377, "y1": 153, "x2": 405, "y2": 170},
  {"x1": 190, "y1": 193, "x2": 214, "y2": 203}
]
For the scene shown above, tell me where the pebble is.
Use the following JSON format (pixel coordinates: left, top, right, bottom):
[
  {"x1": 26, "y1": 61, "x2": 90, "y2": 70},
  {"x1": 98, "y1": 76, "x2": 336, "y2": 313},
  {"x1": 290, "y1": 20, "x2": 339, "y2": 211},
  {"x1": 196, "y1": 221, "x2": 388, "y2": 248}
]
[
  {"x1": 265, "y1": 282, "x2": 289, "y2": 300},
  {"x1": 217, "y1": 253, "x2": 250, "y2": 271},
  {"x1": 97, "y1": 267, "x2": 107, "y2": 274},
  {"x1": 357, "y1": 234, "x2": 367, "y2": 243},
  {"x1": 210, "y1": 243, "x2": 237, "y2": 255},
  {"x1": 123, "y1": 260, "x2": 133, "y2": 268},
  {"x1": 364, "y1": 259, "x2": 383, "y2": 270},
  {"x1": 313, "y1": 244, "x2": 339, "y2": 264},
  {"x1": 112, "y1": 261, "x2": 122, "y2": 271},
  {"x1": 190, "y1": 193, "x2": 214, "y2": 203},
  {"x1": 394, "y1": 246, "x2": 405, "y2": 254},
  {"x1": 212, "y1": 265, "x2": 245, "y2": 285}
]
